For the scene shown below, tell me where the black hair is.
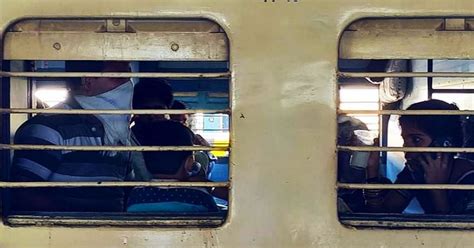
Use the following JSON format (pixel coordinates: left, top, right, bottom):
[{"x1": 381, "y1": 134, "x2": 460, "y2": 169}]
[
  {"x1": 399, "y1": 99, "x2": 463, "y2": 147},
  {"x1": 133, "y1": 78, "x2": 174, "y2": 109},
  {"x1": 139, "y1": 120, "x2": 194, "y2": 175},
  {"x1": 171, "y1": 100, "x2": 187, "y2": 110}
]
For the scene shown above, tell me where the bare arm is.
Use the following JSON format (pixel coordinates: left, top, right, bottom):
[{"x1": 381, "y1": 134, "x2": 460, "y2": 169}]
[{"x1": 365, "y1": 148, "x2": 413, "y2": 213}]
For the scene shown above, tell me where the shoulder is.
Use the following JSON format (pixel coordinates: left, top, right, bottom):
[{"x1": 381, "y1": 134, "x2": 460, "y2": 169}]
[
  {"x1": 15, "y1": 113, "x2": 104, "y2": 143},
  {"x1": 14, "y1": 115, "x2": 65, "y2": 144}
]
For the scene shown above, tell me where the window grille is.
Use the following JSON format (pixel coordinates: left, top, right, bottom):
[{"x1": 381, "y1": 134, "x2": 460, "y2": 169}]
[
  {"x1": 1, "y1": 18, "x2": 231, "y2": 227},
  {"x1": 337, "y1": 18, "x2": 474, "y2": 229}
]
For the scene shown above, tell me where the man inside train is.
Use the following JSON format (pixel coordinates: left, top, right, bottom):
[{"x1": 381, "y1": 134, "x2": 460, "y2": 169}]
[{"x1": 10, "y1": 61, "x2": 140, "y2": 212}]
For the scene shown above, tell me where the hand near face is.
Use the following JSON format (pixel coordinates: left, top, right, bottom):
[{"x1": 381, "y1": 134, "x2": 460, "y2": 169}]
[{"x1": 418, "y1": 153, "x2": 451, "y2": 184}]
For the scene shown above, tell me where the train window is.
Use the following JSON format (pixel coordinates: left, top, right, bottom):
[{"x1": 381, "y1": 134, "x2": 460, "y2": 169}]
[
  {"x1": 337, "y1": 18, "x2": 474, "y2": 229},
  {"x1": 1, "y1": 19, "x2": 230, "y2": 227}
]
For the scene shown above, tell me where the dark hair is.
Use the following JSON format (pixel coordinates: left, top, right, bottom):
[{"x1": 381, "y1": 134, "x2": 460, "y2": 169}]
[
  {"x1": 171, "y1": 100, "x2": 187, "y2": 110},
  {"x1": 133, "y1": 78, "x2": 174, "y2": 109},
  {"x1": 64, "y1": 61, "x2": 130, "y2": 92},
  {"x1": 399, "y1": 99, "x2": 463, "y2": 147},
  {"x1": 139, "y1": 120, "x2": 194, "y2": 175}
]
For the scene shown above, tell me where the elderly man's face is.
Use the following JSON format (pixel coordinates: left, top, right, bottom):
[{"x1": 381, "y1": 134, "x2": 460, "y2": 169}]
[{"x1": 81, "y1": 62, "x2": 131, "y2": 96}]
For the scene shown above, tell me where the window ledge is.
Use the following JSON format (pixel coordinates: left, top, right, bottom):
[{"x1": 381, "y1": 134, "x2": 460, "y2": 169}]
[
  {"x1": 339, "y1": 213, "x2": 474, "y2": 229},
  {"x1": 6, "y1": 212, "x2": 227, "y2": 228}
]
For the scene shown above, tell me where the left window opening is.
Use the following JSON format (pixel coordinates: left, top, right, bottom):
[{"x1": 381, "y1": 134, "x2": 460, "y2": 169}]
[{"x1": 2, "y1": 18, "x2": 231, "y2": 227}]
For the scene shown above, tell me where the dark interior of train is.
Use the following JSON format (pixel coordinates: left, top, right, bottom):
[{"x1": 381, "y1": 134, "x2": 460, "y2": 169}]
[
  {"x1": 338, "y1": 58, "x2": 474, "y2": 228},
  {"x1": 0, "y1": 59, "x2": 230, "y2": 226}
]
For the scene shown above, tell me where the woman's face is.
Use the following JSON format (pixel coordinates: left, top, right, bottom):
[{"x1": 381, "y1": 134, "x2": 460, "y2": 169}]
[{"x1": 401, "y1": 122, "x2": 432, "y2": 161}]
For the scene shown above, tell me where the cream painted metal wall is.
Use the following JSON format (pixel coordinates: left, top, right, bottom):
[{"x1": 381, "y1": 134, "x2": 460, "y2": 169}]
[
  {"x1": 8, "y1": 61, "x2": 28, "y2": 140},
  {"x1": 1, "y1": 0, "x2": 473, "y2": 247}
]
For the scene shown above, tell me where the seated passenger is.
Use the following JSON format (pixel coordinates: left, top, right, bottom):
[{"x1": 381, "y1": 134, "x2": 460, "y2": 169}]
[
  {"x1": 131, "y1": 78, "x2": 174, "y2": 143},
  {"x1": 365, "y1": 99, "x2": 474, "y2": 214},
  {"x1": 10, "y1": 61, "x2": 137, "y2": 212},
  {"x1": 337, "y1": 115, "x2": 369, "y2": 212},
  {"x1": 172, "y1": 100, "x2": 211, "y2": 146},
  {"x1": 170, "y1": 100, "x2": 214, "y2": 176},
  {"x1": 132, "y1": 85, "x2": 228, "y2": 200},
  {"x1": 127, "y1": 120, "x2": 219, "y2": 213}
]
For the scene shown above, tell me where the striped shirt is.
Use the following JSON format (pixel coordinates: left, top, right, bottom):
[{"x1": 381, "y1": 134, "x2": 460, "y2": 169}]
[{"x1": 10, "y1": 97, "x2": 134, "y2": 212}]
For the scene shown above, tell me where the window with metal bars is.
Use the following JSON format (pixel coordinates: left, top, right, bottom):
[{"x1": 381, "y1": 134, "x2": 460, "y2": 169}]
[
  {"x1": 0, "y1": 18, "x2": 231, "y2": 227},
  {"x1": 337, "y1": 18, "x2": 474, "y2": 229}
]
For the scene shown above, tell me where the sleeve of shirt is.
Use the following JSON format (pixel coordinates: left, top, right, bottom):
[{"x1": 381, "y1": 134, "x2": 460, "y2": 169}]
[{"x1": 10, "y1": 123, "x2": 63, "y2": 181}]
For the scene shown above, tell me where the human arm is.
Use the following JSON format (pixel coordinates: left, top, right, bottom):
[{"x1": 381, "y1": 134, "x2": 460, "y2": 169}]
[
  {"x1": 364, "y1": 144, "x2": 414, "y2": 213},
  {"x1": 364, "y1": 174, "x2": 414, "y2": 213},
  {"x1": 10, "y1": 123, "x2": 63, "y2": 211}
]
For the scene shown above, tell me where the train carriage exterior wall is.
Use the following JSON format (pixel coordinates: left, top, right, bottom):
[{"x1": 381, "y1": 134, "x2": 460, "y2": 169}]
[{"x1": 1, "y1": 0, "x2": 473, "y2": 247}]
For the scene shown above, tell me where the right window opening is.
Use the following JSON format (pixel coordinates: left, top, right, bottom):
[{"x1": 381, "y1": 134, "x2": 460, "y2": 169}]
[{"x1": 337, "y1": 18, "x2": 474, "y2": 229}]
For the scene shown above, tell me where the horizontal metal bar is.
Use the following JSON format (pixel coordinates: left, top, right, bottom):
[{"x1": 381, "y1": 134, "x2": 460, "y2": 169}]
[
  {"x1": 0, "y1": 181, "x2": 229, "y2": 188},
  {"x1": 0, "y1": 71, "x2": 231, "y2": 79},
  {"x1": 338, "y1": 146, "x2": 474, "y2": 153},
  {"x1": 431, "y1": 88, "x2": 474, "y2": 94},
  {"x1": 1, "y1": 144, "x2": 229, "y2": 152},
  {"x1": 0, "y1": 108, "x2": 230, "y2": 115},
  {"x1": 338, "y1": 109, "x2": 474, "y2": 115},
  {"x1": 338, "y1": 72, "x2": 474, "y2": 78},
  {"x1": 338, "y1": 183, "x2": 474, "y2": 190}
]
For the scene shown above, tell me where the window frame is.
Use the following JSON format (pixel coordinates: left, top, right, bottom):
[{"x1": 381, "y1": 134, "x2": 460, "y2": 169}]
[
  {"x1": 0, "y1": 17, "x2": 232, "y2": 228},
  {"x1": 337, "y1": 17, "x2": 474, "y2": 229}
]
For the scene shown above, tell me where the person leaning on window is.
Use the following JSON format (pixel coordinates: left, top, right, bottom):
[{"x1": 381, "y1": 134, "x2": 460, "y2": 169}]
[
  {"x1": 364, "y1": 99, "x2": 474, "y2": 214},
  {"x1": 10, "y1": 61, "x2": 139, "y2": 212},
  {"x1": 127, "y1": 120, "x2": 220, "y2": 212},
  {"x1": 132, "y1": 82, "x2": 215, "y2": 180},
  {"x1": 131, "y1": 89, "x2": 228, "y2": 200}
]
